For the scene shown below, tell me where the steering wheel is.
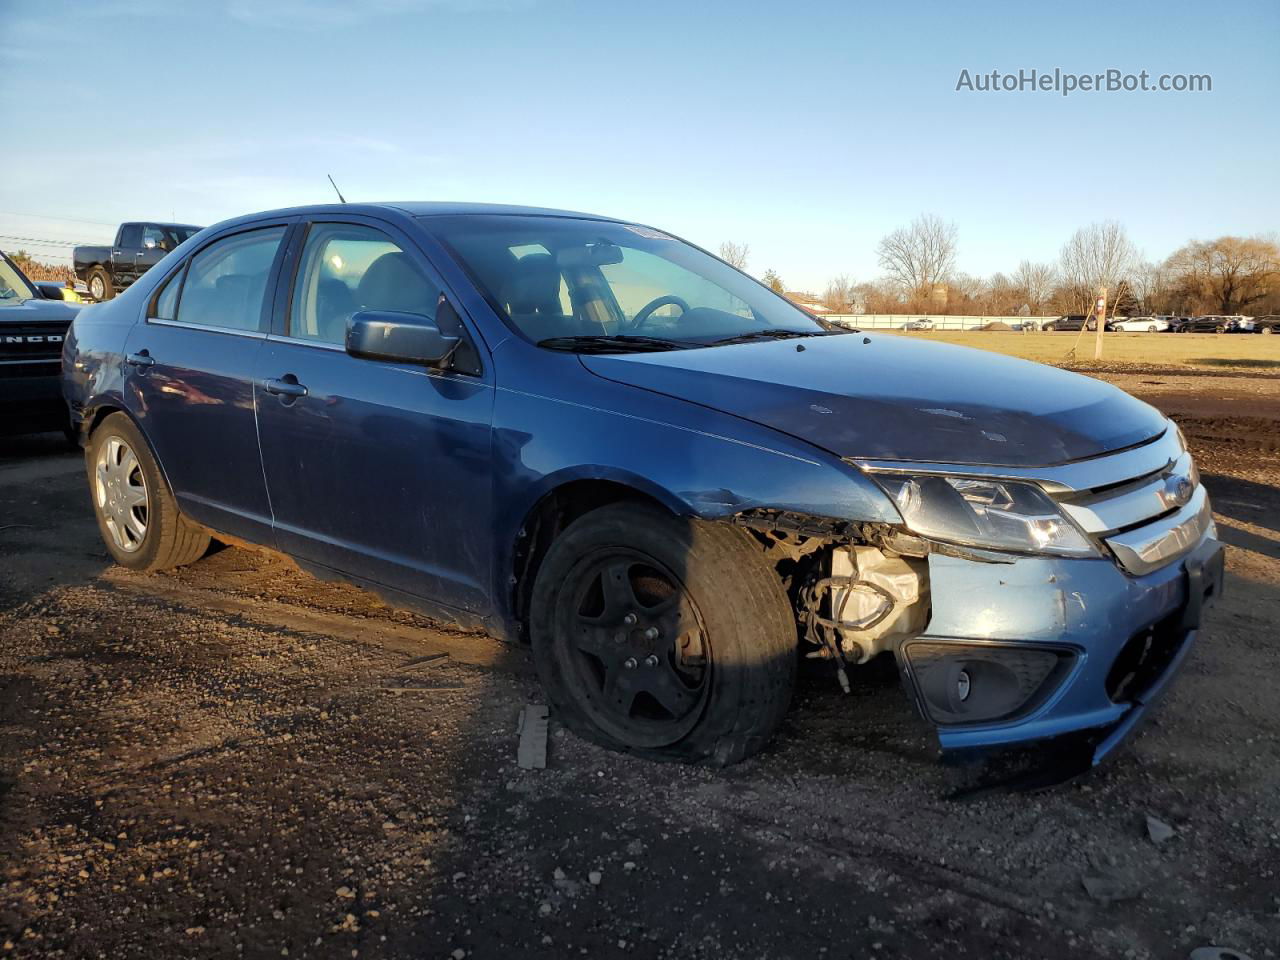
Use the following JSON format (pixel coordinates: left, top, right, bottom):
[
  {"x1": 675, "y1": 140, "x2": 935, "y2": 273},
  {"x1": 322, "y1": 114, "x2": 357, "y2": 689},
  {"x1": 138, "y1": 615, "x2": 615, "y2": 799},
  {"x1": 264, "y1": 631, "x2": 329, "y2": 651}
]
[{"x1": 631, "y1": 295, "x2": 690, "y2": 330}]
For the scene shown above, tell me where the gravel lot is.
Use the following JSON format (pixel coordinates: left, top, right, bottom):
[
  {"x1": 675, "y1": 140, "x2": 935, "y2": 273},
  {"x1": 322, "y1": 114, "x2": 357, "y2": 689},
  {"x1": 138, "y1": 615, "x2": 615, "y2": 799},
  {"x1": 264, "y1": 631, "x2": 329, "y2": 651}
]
[{"x1": 2, "y1": 365, "x2": 1278, "y2": 960}]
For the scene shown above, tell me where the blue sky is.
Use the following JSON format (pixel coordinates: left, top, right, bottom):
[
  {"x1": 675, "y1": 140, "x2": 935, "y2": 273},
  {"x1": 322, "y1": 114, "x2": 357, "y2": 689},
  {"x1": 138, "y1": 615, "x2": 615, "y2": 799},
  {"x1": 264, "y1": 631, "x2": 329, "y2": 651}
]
[{"x1": 1, "y1": 0, "x2": 1276, "y2": 291}]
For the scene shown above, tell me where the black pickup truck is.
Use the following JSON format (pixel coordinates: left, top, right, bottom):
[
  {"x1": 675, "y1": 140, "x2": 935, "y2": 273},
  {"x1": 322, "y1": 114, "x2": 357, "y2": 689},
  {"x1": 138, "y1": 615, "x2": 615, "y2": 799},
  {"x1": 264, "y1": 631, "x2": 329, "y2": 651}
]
[
  {"x1": 73, "y1": 221, "x2": 201, "y2": 301},
  {"x1": 1, "y1": 249, "x2": 81, "y2": 437}
]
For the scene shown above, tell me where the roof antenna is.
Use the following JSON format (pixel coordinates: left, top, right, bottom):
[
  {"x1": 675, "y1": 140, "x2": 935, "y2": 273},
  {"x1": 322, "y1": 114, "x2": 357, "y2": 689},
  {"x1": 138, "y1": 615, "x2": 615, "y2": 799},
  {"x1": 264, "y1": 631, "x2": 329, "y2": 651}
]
[{"x1": 327, "y1": 174, "x2": 347, "y2": 203}]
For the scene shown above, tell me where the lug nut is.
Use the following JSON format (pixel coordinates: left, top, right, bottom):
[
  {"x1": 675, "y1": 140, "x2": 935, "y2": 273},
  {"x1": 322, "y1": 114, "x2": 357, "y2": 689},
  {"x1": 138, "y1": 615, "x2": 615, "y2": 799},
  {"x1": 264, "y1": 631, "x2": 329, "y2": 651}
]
[
  {"x1": 644, "y1": 627, "x2": 659, "y2": 640},
  {"x1": 623, "y1": 657, "x2": 637, "y2": 669},
  {"x1": 623, "y1": 613, "x2": 637, "y2": 625},
  {"x1": 644, "y1": 655, "x2": 659, "y2": 667}
]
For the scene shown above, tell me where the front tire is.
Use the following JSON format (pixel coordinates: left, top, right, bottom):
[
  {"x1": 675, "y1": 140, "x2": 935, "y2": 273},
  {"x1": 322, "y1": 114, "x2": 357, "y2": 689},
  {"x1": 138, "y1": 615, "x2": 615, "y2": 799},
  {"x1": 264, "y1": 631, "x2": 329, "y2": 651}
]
[
  {"x1": 87, "y1": 413, "x2": 210, "y2": 571},
  {"x1": 529, "y1": 502, "x2": 797, "y2": 765}
]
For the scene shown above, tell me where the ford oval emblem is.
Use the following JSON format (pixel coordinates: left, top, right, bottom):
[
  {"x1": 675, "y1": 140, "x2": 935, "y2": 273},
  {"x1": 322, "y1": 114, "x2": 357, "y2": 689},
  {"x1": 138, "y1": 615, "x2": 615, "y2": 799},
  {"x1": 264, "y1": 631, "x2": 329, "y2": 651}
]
[{"x1": 1164, "y1": 474, "x2": 1194, "y2": 508}]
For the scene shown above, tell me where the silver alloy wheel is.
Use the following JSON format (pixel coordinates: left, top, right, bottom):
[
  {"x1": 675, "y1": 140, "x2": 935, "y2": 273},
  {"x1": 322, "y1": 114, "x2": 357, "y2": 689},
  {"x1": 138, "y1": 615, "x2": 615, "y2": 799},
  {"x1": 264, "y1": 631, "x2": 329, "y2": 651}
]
[
  {"x1": 95, "y1": 436, "x2": 148, "y2": 552},
  {"x1": 89, "y1": 274, "x2": 105, "y2": 300}
]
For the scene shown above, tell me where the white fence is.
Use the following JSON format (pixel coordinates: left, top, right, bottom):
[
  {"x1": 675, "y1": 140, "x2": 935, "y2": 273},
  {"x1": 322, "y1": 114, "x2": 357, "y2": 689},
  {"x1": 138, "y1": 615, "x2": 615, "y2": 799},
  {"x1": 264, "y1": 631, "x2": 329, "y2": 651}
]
[{"x1": 823, "y1": 314, "x2": 1057, "y2": 331}]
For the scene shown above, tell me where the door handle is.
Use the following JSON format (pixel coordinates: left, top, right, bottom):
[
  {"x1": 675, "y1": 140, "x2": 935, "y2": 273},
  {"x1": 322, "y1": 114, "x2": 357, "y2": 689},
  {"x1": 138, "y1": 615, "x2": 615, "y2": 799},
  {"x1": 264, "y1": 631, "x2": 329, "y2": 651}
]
[
  {"x1": 125, "y1": 352, "x2": 155, "y2": 368},
  {"x1": 263, "y1": 377, "x2": 308, "y2": 398}
]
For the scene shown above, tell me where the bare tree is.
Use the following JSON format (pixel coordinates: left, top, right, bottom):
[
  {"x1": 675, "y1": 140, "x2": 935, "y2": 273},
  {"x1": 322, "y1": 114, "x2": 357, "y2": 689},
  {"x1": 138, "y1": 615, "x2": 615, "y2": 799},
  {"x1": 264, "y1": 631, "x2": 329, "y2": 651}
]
[
  {"x1": 822, "y1": 273, "x2": 856, "y2": 312},
  {"x1": 718, "y1": 241, "x2": 750, "y2": 270},
  {"x1": 1012, "y1": 260, "x2": 1057, "y2": 313},
  {"x1": 1164, "y1": 236, "x2": 1280, "y2": 314},
  {"x1": 1058, "y1": 221, "x2": 1139, "y2": 312},
  {"x1": 761, "y1": 268, "x2": 785, "y2": 293},
  {"x1": 983, "y1": 272, "x2": 1020, "y2": 316},
  {"x1": 875, "y1": 214, "x2": 958, "y2": 299}
]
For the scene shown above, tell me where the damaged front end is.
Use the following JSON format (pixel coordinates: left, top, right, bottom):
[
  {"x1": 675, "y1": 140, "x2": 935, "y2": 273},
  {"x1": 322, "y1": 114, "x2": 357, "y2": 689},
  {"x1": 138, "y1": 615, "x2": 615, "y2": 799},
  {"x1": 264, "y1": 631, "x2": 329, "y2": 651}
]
[{"x1": 730, "y1": 422, "x2": 1226, "y2": 771}]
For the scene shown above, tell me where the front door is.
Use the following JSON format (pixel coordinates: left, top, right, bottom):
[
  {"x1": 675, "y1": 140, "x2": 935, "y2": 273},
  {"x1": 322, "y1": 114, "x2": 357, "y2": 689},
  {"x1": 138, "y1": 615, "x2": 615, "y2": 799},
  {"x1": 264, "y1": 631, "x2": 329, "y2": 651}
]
[
  {"x1": 133, "y1": 225, "x2": 170, "y2": 282},
  {"x1": 123, "y1": 222, "x2": 291, "y2": 543},
  {"x1": 253, "y1": 219, "x2": 495, "y2": 616},
  {"x1": 114, "y1": 222, "x2": 144, "y2": 286}
]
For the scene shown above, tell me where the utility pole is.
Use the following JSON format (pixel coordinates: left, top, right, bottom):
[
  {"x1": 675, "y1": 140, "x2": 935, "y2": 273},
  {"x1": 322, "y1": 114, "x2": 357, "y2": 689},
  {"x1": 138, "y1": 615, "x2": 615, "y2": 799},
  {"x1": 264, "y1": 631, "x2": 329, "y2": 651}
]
[{"x1": 1093, "y1": 287, "x2": 1107, "y2": 360}]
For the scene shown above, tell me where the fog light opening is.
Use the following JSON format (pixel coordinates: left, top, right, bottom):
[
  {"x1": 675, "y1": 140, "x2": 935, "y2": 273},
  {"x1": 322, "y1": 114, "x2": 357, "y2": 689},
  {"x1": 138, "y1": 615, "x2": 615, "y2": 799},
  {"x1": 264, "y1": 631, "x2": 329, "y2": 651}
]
[{"x1": 906, "y1": 641, "x2": 1071, "y2": 725}]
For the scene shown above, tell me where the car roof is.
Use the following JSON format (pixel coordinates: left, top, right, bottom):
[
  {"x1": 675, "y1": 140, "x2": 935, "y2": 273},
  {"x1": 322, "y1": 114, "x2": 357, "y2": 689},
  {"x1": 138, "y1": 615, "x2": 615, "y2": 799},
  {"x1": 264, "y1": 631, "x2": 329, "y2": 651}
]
[{"x1": 210, "y1": 201, "x2": 626, "y2": 233}]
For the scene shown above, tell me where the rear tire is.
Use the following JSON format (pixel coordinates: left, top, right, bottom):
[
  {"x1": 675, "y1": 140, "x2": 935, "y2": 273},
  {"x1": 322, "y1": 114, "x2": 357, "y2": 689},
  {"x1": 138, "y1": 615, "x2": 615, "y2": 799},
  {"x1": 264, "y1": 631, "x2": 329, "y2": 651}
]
[
  {"x1": 86, "y1": 412, "x2": 210, "y2": 571},
  {"x1": 529, "y1": 502, "x2": 797, "y2": 765},
  {"x1": 86, "y1": 267, "x2": 114, "y2": 301}
]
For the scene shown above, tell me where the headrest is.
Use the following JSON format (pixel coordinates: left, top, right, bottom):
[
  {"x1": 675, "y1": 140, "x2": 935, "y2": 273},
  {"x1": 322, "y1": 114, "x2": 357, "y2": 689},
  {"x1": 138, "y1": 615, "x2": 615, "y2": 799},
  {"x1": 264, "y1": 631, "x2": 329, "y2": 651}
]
[
  {"x1": 357, "y1": 252, "x2": 432, "y2": 315},
  {"x1": 502, "y1": 253, "x2": 562, "y2": 316}
]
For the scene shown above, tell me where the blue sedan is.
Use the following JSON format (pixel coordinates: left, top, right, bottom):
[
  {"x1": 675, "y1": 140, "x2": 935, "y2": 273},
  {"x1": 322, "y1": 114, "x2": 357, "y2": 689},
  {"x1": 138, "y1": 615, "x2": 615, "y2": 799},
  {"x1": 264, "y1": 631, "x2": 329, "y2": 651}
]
[{"x1": 62, "y1": 202, "x2": 1222, "y2": 769}]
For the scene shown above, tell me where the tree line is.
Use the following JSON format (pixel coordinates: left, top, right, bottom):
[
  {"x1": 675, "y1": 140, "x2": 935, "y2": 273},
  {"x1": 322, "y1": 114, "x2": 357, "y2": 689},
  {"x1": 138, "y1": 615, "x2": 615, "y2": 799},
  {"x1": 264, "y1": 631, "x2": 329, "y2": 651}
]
[{"x1": 723, "y1": 217, "x2": 1280, "y2": 318}]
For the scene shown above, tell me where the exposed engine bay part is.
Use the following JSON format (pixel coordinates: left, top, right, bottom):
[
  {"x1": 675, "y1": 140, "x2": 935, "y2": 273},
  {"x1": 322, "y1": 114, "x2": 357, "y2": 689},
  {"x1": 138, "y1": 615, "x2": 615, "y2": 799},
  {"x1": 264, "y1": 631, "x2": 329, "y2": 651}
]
[
  {"x1": 798, "y1": 545, "x2": 930, "y2": 692},
  {"x1": 729, "y1": 509, "x2": 1014, "y2": 565}
]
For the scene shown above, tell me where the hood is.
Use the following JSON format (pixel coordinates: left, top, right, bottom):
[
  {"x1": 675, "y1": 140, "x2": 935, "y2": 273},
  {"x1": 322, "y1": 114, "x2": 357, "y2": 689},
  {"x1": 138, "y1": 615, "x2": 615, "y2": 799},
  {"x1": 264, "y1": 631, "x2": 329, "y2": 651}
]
[
  {"x1": 0, "y1": 297, "x2": 80, "y2": 324},
  {"x1": 581, "y1": 333, "x2": 1167, "y2": 466}
]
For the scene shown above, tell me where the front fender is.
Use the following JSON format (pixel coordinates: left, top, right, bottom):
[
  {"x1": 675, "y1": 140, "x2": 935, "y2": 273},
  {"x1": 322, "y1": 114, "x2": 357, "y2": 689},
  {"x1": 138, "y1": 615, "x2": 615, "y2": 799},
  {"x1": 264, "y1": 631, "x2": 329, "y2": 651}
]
[{"x1": 489, "y1": 348, "x2": 902, "y2": 628}]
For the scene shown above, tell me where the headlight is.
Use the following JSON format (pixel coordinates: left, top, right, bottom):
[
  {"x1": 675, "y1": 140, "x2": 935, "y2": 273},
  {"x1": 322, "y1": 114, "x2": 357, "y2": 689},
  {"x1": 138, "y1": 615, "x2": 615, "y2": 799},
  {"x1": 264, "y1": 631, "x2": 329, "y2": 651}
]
[{"x1": 875, "y1": 474, "x2": 1096, "y2": 557}]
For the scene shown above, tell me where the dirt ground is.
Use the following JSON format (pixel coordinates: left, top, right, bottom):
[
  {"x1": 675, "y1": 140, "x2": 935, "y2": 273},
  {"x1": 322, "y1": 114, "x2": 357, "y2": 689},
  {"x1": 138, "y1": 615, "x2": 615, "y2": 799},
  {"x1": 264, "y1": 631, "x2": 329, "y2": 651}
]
[{"x1": 2, "y1": 361, "x2": 1278, "y2": 960}]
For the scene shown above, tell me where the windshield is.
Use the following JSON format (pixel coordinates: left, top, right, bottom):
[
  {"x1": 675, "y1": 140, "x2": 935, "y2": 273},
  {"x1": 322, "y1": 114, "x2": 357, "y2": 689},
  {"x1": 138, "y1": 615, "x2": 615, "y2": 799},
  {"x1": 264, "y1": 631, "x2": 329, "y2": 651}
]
[
  {"x1": 0, "y1": 256, "x2": 36, "y2": 306},
  {"x1": 422, "y1": 215, "x2": 827, "y2": 348}
]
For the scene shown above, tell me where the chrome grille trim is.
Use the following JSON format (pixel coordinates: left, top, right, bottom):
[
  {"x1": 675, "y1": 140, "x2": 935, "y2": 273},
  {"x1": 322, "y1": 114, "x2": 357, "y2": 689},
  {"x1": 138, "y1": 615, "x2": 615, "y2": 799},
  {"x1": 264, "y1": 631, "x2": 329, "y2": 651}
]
[
  {"x1": 1059, "y1": 451, "x2": 1195, "y2": 534},
  {"x1": 1104, "y1": 486, "x2": 1213, "y2": 575}
]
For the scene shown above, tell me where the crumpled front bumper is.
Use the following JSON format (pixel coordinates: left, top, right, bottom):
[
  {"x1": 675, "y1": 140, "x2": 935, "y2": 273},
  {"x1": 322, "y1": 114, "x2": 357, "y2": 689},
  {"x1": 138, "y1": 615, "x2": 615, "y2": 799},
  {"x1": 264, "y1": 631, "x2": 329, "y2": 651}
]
[{"x1": 901, "y1": 530, "x2": 1224, "y2": 766}]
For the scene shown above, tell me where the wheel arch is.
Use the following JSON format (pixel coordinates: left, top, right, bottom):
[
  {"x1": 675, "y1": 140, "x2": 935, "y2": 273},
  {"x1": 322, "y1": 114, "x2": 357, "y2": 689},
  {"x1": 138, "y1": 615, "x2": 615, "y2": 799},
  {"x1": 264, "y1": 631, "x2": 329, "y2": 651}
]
[
  {"x1": 82, "y1": 402, "x2": 179, "y2": 500},
  {"x1": 505, "y1": 473, "x2": 689, "y2": 644}
]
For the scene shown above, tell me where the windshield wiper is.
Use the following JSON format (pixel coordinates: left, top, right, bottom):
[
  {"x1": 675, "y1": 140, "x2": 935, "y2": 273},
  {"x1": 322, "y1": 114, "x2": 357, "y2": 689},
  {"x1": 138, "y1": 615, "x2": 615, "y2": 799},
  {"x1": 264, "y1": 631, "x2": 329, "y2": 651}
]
[
  {"x1": 537, "y1": 334, "x2": 693, "y2": 354},
  {"x1": 708, "y1": 329, "x2": 823, "y2": 345}
]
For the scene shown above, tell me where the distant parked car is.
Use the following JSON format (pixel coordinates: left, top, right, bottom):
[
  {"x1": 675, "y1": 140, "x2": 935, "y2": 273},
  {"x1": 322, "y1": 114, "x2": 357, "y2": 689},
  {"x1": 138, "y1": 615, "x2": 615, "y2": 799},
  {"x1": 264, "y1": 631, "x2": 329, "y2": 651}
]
[
  {"x1": 1251, "y1": 315, "x2": 1278, "y2": 334},
  {"x1": 1043, "y1": 314, "x2": 1112, "y2": 332},
  {"x1": 903, "y1": 318, "x2": 935, "y2": 330},
  {"x1": 1111, "y1": 316, "x2": 1172, "y2": 333},
  {"x1": 1177, "y1": 316, "x2": 1231, "y2": 333},
  {"x1": 1223, "y1": 316, "x2": 1257, "y2": 334},
  {"x1": 74, "y1": 221, "x2": 202, "y2": 301}
]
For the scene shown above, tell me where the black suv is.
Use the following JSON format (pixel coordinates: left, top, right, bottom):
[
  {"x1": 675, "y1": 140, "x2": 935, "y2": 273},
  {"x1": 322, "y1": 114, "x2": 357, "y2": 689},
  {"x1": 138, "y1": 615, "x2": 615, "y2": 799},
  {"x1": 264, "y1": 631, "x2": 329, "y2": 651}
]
[{"x1": 0, "y1": 250, "x2": 80, "y2": 436}]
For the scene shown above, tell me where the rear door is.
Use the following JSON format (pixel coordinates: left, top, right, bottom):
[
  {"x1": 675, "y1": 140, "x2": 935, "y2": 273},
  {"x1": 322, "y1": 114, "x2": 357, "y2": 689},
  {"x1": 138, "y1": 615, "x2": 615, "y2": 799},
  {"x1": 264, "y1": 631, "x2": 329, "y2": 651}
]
[
  {"x1": 123, "y1": 221, "x2": 293, "y2": 543},
  {"x1": 253, "y1": 216, "x2": 495, "y2": 615}
]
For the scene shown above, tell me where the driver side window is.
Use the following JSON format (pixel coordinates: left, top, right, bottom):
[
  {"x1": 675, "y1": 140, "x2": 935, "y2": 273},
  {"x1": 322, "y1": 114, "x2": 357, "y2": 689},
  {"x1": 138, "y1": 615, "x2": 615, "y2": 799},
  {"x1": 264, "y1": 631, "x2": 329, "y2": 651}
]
[{"x1": 290, "y1": 223, "x2": 440, "y2": 345}]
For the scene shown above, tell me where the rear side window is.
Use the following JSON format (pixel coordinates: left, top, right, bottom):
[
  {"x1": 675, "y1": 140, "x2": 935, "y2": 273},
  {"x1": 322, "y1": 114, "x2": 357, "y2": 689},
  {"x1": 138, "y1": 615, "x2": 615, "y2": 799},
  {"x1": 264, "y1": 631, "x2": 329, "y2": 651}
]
[
  {"x1": 150, "y1": 268, "x2": 184, "y2": 321},
  {"x1": 289, "y1": 223, "x2": 439, "y2": 344},
  {"x1": 174, "y1": 227, "x2": 286, "y2": 333}
]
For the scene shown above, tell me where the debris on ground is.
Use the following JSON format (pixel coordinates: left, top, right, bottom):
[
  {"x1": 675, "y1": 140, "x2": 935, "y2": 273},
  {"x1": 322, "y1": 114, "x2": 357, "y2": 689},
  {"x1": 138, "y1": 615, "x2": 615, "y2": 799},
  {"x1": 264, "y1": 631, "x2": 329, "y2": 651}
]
[
  {"x1": 1146, "y1": 814, "x2": 1176, "y2": 845},
  {"x1": 517, "y1": 704, "x2": 549, "y2": 769}
]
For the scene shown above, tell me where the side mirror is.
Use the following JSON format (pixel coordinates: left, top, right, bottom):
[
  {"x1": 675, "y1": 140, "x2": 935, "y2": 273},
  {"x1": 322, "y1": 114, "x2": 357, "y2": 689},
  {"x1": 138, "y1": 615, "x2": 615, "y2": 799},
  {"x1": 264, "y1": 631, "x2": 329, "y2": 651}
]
[
  {"x1": 346, "y1": 310, "x2": 460, "y2": 367},
  {"x1": 35, "y1": 281, "x2": 71, "y2": 301}
]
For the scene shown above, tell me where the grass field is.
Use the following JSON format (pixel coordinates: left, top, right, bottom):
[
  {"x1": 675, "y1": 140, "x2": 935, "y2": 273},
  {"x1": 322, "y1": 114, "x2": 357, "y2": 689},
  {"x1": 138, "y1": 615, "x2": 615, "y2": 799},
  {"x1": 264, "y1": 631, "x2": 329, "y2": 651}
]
[{"x1": 881, "y1": 329, "x2": 1280, "y2": 369}]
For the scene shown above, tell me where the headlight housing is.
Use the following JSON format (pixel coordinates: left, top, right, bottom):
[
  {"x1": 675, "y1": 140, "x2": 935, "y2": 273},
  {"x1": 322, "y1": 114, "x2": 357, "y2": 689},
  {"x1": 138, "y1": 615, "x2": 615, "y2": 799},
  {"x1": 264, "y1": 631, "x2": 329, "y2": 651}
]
[{"x1": 875, "y1": 474, "x2": 1096, "y2": 557}]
